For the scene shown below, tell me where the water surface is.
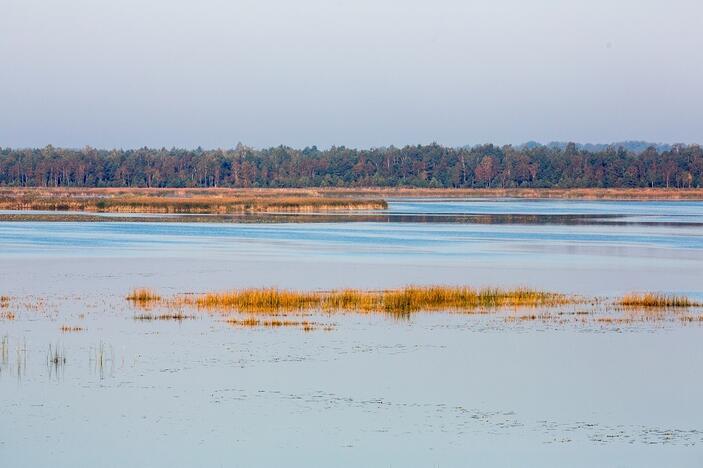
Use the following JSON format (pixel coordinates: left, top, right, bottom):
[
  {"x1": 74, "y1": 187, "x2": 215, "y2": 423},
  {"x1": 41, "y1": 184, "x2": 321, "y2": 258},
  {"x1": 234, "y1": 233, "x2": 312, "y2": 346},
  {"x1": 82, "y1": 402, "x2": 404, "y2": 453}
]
[{"x1": 1, "y1": 199, "x2": 702, "y2": 467}]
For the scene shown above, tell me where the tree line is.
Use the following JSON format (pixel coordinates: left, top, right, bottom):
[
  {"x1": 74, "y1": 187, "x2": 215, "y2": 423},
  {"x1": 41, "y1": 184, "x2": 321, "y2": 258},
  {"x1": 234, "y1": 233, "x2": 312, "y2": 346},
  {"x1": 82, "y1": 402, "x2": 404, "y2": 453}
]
[{"x1": 1, "y1": 143, "x2": 701, "y2": 188}]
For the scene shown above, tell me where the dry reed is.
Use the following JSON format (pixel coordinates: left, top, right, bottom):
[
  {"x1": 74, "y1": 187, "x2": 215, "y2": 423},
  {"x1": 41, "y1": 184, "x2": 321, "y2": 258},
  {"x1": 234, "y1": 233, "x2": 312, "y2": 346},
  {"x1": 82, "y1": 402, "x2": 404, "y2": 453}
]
[
  {"x1": 163, "y1": 286, "x2": 571, "y2": 315},
  {"x1": 0, "y1": 188, "x2": 387, "y2": 213},
  {"x1": 618, "y1": 293, "x2": 698, "y2": 308},
  {"x1": 126, "y1": 288, "x2": 161, "y2": 303}
]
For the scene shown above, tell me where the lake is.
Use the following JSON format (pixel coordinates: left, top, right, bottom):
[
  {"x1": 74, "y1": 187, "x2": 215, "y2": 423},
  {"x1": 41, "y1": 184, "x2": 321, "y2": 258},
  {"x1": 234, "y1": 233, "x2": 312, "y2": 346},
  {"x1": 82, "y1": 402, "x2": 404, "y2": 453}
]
[{"x1": 1, "y1": 199, "x2": 702, "y2": 467}]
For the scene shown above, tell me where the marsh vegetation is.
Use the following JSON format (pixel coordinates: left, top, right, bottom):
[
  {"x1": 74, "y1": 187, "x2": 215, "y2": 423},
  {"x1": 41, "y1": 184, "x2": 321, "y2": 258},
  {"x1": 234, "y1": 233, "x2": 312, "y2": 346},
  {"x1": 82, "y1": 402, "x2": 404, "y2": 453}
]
[
  {"x1": 129, "y1": 286, "x2": 573, "y2": 315},
  {"x1": 0, "y1": 188, "x2": 387, "y2": 213},
  {"x1": 618, "y1": 293, "x2": 699, "y2": 308}
]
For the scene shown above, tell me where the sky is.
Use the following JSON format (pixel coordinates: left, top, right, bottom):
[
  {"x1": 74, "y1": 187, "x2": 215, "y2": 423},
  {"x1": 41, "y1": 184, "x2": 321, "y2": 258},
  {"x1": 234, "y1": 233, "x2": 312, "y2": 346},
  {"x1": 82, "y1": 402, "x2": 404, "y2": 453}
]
[{"x1": 1, "y1": 0, "x2": 701, "y2": 149}]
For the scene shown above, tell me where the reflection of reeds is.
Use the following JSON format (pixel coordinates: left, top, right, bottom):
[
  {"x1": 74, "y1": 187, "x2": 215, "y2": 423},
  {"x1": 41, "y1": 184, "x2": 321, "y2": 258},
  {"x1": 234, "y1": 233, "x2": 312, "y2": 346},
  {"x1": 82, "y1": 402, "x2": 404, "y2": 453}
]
[
  {"x1": 225, "y1": 317, "x2": 331, "y2": 331},
  {"x1": 133, "y1": 312, "x2": 195, "y2": 321},
  {"x1": 47, "y1": 344, "x2": 66, "y2": 366},
  {"x1": 619, "y1": 293, "x2": 698, "y2": 308},
  {"x1": 680, "y1": 315, "x2": 703, "y2": 323},
  {"x1": 1, "y1": 336, "x2": 8, "y2": 368},
  {"x1": 149, "y1": 286, "x2": 571, "y2": 315}
]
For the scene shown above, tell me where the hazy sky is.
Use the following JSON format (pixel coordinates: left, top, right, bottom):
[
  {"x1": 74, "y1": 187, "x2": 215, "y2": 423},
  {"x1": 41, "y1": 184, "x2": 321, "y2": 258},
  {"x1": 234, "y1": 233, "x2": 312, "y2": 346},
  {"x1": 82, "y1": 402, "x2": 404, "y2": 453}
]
[{"x1": 1, "y1": 0, "x2": 701, "y2": 149}]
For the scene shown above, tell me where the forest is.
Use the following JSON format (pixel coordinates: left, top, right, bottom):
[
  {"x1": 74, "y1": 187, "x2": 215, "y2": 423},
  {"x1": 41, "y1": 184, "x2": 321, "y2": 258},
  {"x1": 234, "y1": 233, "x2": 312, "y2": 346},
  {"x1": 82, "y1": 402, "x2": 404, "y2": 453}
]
[{"x1": 1, "y1": 143, "x2": 701, "y2": 189}]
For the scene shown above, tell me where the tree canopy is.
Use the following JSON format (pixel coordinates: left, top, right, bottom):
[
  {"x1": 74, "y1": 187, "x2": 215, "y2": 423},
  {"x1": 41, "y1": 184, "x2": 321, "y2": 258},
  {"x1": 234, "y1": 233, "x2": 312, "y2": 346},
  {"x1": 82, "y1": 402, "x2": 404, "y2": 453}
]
[{"x1": 1, "y1": 143, "x2": 701, "y2": 189}]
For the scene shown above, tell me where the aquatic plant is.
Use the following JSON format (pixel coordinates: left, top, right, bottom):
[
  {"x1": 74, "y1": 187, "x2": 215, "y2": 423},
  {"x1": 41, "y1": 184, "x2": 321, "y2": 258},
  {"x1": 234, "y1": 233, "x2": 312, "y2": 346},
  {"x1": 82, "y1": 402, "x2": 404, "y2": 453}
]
[
  {"x1": 196, "y1": 288, "x2": 320, "y2": 312},
  {"x1": 59, "y1": 325, "x2": 83, "y2": 332},
  {"x1": 618, "y1": 293, "x2": 698, "y2": 308},
  {"x1": 1, "y1": 311, "x2": 15, "y2": 320},
  {"x1": 0, "y1": 188, "x2": 387, "y2": 214},
  {"x1": 153, "y1": 286, "x2": 572, "y2": 315},
  {"x1": 126, "y1": 288, "x2": 161, "y2": 303}
]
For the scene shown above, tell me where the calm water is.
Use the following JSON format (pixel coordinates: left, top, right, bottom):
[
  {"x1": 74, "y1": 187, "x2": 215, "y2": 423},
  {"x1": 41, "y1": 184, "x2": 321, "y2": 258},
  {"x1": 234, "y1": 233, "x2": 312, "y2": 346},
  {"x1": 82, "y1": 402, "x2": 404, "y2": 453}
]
[{"x1": 1, "y1": 199, "x2": 703, "y2": 467}]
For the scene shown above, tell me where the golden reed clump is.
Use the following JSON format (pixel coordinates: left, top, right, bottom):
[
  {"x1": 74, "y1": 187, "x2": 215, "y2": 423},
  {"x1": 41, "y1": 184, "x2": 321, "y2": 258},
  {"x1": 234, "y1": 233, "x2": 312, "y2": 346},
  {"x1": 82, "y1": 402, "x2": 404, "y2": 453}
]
[
  {"x1": 146, "y1": 286, "x2": 572, "y2": 315},
  {"x1": 618, "y1": 293, "x2": 698, "y2": 308},
  {"x1": 126, "y1": 288, "x2": 161, "y2": 303}
]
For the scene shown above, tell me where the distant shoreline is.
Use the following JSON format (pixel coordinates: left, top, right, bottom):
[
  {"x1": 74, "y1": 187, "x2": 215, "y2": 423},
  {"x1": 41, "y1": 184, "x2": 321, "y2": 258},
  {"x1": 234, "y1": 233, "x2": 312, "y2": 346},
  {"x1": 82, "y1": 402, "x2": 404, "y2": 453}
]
[{"x1": 0, "y1": 186, "x2": 703, "y2": 202}]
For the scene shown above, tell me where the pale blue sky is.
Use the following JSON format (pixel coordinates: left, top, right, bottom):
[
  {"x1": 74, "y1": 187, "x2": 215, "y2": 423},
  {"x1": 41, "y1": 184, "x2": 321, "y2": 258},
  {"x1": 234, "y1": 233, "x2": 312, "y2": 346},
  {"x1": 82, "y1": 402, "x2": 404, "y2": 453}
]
[{"x1": 1, "y1": 0, "x2": 701, "y2": 148}]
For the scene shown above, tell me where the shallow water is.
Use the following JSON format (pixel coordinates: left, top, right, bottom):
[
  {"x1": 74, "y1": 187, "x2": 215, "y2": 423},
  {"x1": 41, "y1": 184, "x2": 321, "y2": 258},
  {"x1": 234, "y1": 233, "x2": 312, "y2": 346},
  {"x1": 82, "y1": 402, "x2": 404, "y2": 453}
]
[{"x1": 1, "y1": 199, "x2": 703, "y2": 467}]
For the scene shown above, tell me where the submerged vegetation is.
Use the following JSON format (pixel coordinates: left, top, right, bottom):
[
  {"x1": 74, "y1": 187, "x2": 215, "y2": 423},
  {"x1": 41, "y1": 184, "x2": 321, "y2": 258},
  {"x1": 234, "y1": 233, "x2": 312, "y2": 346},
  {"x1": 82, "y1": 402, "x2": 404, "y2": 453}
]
[{"x1": 618, "y1": 293, "x2": 699, "y2": 308}]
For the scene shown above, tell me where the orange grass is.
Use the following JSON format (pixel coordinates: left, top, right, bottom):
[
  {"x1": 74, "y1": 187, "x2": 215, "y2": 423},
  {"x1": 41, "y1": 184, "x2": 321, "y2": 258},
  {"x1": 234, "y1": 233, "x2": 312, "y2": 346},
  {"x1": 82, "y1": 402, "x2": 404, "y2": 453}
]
[
  {"x1": 157, "y1": 286, "x2": 572, "y2": 315},
  {"x1": 618, "y1": 293, "x2": 698, "y2": 308},
  {"x1": 126, "y1": 288, "x2": 161, "y2": 303}
]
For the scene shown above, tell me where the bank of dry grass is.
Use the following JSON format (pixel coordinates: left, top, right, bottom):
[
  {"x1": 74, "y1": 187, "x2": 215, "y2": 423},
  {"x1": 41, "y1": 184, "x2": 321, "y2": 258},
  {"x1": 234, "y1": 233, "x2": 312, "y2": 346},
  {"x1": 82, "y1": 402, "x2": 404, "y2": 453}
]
[{"x1": 0, "y1": 188, "x2": 387, "y2": 213}]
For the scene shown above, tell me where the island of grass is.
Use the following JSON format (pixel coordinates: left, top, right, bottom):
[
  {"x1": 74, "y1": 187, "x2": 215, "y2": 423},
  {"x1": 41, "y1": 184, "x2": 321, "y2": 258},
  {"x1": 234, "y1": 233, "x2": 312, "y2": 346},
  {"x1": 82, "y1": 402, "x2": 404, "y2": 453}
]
[{"x1": 0, "y1": 188, "x2": 388, "y2": 213}]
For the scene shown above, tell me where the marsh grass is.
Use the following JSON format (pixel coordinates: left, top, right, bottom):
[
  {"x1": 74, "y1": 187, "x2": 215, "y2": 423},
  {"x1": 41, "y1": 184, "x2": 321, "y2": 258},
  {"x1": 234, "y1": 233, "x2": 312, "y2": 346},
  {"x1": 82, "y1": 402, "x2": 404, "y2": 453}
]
[
  {"x1": 1, "y1": 311, "x2": 15, "y2": 320},
  {"x1": 59, "y1": 325, "x2": 84, "y2": 332},
  {"x1": 0, "y1": 188, "x2": 387, "y2": 213},
  {"x1": 0, "y1": 296, "x2": 9, "y2": 308},
  {"x1": 196, "y1": 288, "x2": 320, "y2": 311},
  {"x1": 126, "y1": 288, "x2": 161, "y2": 305},
  {"x1": 156, "y1": 286, "x2": 572, "y2": 315},
  {"x1": 618, "y1": 293, "x2": 699, "y2": 308}
]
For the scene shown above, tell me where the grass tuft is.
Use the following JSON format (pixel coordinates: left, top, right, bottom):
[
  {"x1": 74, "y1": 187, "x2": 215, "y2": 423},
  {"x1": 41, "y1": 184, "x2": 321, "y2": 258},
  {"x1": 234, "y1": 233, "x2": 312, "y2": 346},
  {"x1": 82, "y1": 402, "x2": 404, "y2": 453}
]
[
  {"x1": 126, "y1": 288, "x2": 161, "y2": 304},
  {"x1": 619, "y1": 293, "x2": 698, "y2": 308}
]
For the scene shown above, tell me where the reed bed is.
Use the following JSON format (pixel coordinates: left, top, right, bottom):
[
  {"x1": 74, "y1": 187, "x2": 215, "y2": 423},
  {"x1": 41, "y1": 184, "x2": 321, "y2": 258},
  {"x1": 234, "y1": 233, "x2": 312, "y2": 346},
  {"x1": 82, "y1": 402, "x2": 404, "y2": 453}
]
[
  {"x1": 618, "y1": 293, "x2": 699, "y2": 308},
  {"x1": 0, "y1": 188, "x2": 386, "y2": 213},
  {"x1": 159, "y1": 286, "x2": 572, "y2": 315},
  {"x1": 196, "y1": 288, "x2": 321, "y2": 312},
  {"x1": 59, "y1": 325, "x2": 84, "y2": 332},
  {"x1": 126, "y1": 288, "x2": 161, "y2": 304},
  {"x1": 0, "y1": 296, "x2": 9, "y2": 308}
]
